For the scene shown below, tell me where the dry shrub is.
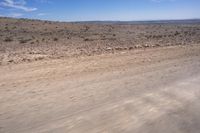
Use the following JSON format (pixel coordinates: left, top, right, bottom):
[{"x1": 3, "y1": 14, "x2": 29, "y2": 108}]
[
  {"x1": 4, "y1": 37, "x2": 13, "y2": 42},
  {"x1": 53, "y1": 38, "x2": 58, "y2": 41}
]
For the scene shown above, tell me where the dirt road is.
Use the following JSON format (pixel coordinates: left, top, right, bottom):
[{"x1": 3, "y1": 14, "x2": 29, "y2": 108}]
[{"x1": 0, "y1": 45, "x2": 200, "y2": 133}]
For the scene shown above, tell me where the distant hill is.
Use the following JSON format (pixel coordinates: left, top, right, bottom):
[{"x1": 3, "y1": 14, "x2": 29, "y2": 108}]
[{"x1": 75, "y1": 19, "x2": 200, "y2": 25}]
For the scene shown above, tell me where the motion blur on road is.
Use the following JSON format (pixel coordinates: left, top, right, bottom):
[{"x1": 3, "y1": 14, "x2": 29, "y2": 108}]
[{"x1": 1, "y1": 44, "x2": 200, "y2": 133}]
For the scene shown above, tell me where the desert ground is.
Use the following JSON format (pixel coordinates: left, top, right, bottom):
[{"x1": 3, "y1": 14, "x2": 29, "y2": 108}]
[
  {"x1": 0, "y1": 18, "x2": 200, "y2": 133},
  {"x1": 0, "y1": 18, "x2": 200, "y2": 65}
]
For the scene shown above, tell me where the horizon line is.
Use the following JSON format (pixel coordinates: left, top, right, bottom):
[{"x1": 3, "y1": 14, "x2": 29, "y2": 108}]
[{"x1": 1, "y1": 16, "x2": 200, "y2": 23}]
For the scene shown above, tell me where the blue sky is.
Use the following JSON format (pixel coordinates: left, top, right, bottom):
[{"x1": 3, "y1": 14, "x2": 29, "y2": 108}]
[{"x1": 0, "y1": 0, "x2": 200, "y2": 21}]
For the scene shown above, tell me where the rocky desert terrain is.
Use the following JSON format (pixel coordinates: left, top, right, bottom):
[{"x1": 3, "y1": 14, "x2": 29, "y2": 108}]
[
  {"x1": 0, "y1": 17, "x2": 200, "y2": 133},
  {"x1": 0, "y1": 17, "x2": 200, "y2": 65}
]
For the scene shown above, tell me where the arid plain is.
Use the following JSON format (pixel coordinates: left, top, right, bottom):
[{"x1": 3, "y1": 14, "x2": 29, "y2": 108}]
[{"x1": 0, "y1": 18, "x2": 200, "y2": 133}]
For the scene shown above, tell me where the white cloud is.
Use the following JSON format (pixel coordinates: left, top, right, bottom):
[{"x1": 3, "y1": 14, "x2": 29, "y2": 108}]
[
  {"x1": 9, "y1": 13, "x2": 23, "y2": 17},
  {"x1": 35, "y1": 0, "x2": 52, "y2": 4},
  {"x1": 0, "y1": 0, "x2": 37, "y2": 12},
  {"x1": 38, "y1": 13, "x2": 46, "y2": 16}
]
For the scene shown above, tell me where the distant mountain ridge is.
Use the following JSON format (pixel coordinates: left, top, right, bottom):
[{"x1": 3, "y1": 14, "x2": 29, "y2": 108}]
[
  {"x1": 0, "y1": 17, "x2": 200, "y2": 24},
  {"x1": 75, "y1": 19, "x2": 200, "y2": 25}
]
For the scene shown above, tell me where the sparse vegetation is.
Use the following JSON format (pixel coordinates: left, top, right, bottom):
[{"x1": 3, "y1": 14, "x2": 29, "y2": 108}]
[
  {"x1": 84, "y1": 38, "x2": 90, "y2": 41},
  {"x1": 4, "y1": 37, "x2": 13, "y2": 42},
  {"x1": 0, "y1": 17, "x2": 200, "y2": 64},
  {"x1": 19, "y1": 38, "x2": 31, "y2": 44},
  {"x1": 174, "y1": 31, "x2": 180, "y2": 36},
  {"x1": 53, "y1": 37, "x2": 58, "y2": 41}
]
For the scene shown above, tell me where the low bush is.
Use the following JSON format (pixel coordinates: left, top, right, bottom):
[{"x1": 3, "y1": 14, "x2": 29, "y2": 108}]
[
  {"x1": 4, "y1": 37, "x2": 13, "y2": 42},
  {"x1": 53, "y1": 37, "x2": 58, "y2": 41}
]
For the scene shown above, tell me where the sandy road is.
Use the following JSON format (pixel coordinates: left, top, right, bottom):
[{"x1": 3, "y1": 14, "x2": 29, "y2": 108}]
[{"x1": 0, "y1": 45, "x2": 200, "y2": 133}]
